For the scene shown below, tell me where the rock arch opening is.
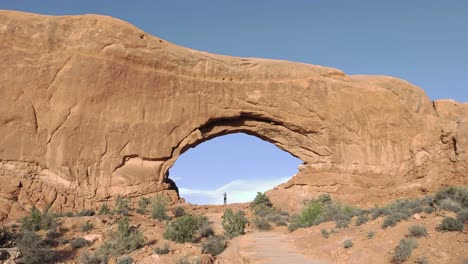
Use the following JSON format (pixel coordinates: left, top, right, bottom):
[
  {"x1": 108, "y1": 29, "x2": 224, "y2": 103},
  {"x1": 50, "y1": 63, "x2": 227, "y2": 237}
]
[{"x1": 168, "y1": 132, "x2": 303, "y2": 205}]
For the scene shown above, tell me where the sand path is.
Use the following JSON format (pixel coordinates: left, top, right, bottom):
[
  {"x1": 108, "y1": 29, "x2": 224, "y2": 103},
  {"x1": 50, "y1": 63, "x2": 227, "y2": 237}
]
[{"x1": 207, "y1": 213, "x2": 325, "y2": 264}]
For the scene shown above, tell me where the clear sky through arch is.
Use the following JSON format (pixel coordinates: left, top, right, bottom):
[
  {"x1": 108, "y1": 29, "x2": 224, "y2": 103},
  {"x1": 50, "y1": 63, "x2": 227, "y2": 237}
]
[{"x1": 169, "y1": 133, "x2": 303, "y2": 204}]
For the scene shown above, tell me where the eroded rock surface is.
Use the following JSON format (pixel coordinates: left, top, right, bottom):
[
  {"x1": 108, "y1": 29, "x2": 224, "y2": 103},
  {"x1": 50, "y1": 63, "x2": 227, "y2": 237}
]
[{"x1": 0, "y1": 10, "x2": 467, "y2": 218}]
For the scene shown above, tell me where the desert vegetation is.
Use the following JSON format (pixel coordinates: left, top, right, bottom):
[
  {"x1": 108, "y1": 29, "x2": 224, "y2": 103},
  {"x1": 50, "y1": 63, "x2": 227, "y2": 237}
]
[{"x1": 0, "y1": 185, "x2": 465, "y2": 263}]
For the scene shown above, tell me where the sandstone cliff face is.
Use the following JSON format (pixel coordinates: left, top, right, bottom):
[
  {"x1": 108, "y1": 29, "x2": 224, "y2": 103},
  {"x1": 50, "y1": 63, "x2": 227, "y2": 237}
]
[{"x1": 0, "y1": 10, "x2": 466, "y2": 219}]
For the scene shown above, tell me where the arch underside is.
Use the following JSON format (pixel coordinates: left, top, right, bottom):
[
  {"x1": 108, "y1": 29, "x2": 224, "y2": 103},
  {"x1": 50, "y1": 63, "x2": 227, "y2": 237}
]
[{"x1": 159, "y1": 113, "x2": 332, "y2": 184}]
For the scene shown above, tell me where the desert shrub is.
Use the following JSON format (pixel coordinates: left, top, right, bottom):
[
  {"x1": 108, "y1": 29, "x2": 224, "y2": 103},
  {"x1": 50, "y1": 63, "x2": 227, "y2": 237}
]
[
  {"x1": 46, "y1": 228, "x2": 60, "y2": 239},
  {"x1": 137, "y1": 197, "x2": 151, "y2": 214},
  {"x1": 21, "y1": 207, "x2": 58, "y2": 232},
  {"x1": 71, "y1": 237, "x2": 89, "y2": 249},
  {"x1": 115, "y1": 196, "x2": 131, "y2": 216},
  {"x1": 343, "y1": 239, "x2": 353, "y2": 248},
  {"x1": 21, "y1": 207, "x2": 43, "y2": 231},
  {"x1": 79, "y1": 251, "x2": 109, "y2": 264},
  {"x1": 199, "y1": 223, "x2": 214, "y2": 238},
  {"x1": 253, "y1": 204, "x2": 275, "y2": 217},
  {"x1": 151, "y1": 194, "x2": 169, "y2": 221},
  {"x1": 164, "y1": 215, "x2": 202, "y2": 243},
  {"x1": 99, "y1": 217, "x2": 145, "y2": 256},
  {"x1": 0, "y1": 226, "x2": 14, "y2": 247},
  {"x1": 438, "y1": 216, "x2": 463, "y2": 232},
  {"x1": 321, "y1": 229, "x2": 329, "y2": 238},
  {"x1": 77, "y1": 210, "x2": 95, "y2": 217},
  {"x1": 251, "y1": 192, "x2": 272, "y2": 209},
  {"x1": 393, "y1": 238, "x2": 418, "y2": 263},
  {"x1": 81, "y1": 221, "x2": 94, "y2": 232},
  {"x1": 17, "y1": 232, "x2": 56, "y2": 264},
  {"x1": 288, "y1": 199, "x2": 323, "y2": 231},
  {"x1": 438, "y1": 198, "x2": 462, "y2": 212},
  {"x1": 175, "y1": 256, "x2": 201, "y2": 264},
  {"x1": 457, "y1": 208, "x2": 468, "y2": 223},
  {"x1": 63, "y1": 212, "x2": 74, "y2": 217},
  {"x1": 266, "y1": 212, "x2": 288, "y2": 226},
  {"x1": 202, "y1": 235, "x2": 225, "y2": 256},
  {"x1": 253, "y1": 217, "x2": 271, "y2": 230},
  {"x1": 423, "y1": 206, "x2": 436, "y2": 214},
  {"x1": 289, "y1": 195, "x2": 356, "y2": 231},
  {"x1": 356, "y1": 214, "x2": 369, "y2": 226},
  {"x1": 154, "y1": 244, "x2": 170, "y2": 255},
  {"x1": 98, "y1": 204, "x2": 111, "y2": 215},
  {"x1": 173, "y1": 206, "x2": 186, "y2": 217},
  {"x1": 434, "y1": 186, "x2": 468, "y2": 208},
  {"x1": 222, "y1": 209, "x2": 247, "y2": 239},
  {"x1": 367, "y1": 231, "x2": 375, "y2": 239},
  {"x1": 408, "y1": 225, "x2": 428, "y2": 238},
  {"x1": 117, "y1": 256, "x2": 134, "y2": 264}
]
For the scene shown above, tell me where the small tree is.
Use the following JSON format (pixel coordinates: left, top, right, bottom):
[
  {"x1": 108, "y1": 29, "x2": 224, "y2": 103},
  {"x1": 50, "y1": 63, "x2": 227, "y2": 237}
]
[
  {"x1": 151, "y1": 194, "x2": 169, "y2": 221},
  {"x1": 17, "y1": 232, "x2": 56, "y2": 264},
  {"x1": 115, "y1": 196, "x2": 131, "y2": 216},
  {"x1": 222, "y1": 208, "x2": 247, "y2": 239}
]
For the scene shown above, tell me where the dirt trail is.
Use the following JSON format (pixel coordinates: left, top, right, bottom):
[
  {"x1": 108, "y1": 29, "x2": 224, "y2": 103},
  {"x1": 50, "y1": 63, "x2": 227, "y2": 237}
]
[
  {"x1": 207, "y1": 213, "x2": 325, "y2": 264},
  {"x1": 237, "y1": 232, "x2": 326, "y2": 264}
]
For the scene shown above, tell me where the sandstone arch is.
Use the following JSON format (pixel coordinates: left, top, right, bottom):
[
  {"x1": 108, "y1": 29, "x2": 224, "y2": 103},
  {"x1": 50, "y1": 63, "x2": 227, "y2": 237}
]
[{"x1": 0, "y1": 11, "x2": 467, "y2": 219}]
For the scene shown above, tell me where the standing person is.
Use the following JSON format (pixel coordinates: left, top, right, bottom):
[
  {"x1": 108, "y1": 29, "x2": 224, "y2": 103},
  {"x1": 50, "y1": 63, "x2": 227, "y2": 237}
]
[{"x1": 223, "y1": 192, "x2": 227, "y2": 205}]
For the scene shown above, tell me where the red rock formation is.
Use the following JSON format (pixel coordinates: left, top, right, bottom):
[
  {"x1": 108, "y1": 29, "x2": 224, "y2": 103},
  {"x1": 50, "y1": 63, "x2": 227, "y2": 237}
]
[{"x1": 0, "y1": 10, "x2": 466, "y2": 219}]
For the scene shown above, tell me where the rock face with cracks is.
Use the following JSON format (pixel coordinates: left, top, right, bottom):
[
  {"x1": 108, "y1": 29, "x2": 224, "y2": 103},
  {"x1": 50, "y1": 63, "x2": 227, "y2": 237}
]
[{"x1": 0, "y1": 10, "x2": 467, "y2": 219}]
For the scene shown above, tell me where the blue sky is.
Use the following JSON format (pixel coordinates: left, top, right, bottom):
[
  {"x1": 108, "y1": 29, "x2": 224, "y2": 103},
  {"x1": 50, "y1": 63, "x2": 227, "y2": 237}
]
[{"x1": 2, "y1": 1, "x2": 467, "y2": 204}]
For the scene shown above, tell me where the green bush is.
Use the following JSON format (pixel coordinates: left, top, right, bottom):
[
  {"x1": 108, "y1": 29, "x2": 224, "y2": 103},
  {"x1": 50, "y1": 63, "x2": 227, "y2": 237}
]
[
  {"x1": 137, "y1": 197, "x2": 152, "y2": 214},
  {"x1": 356, "y1": 214, "x2": 369, "y2": 226},
  {"x1": 222, "y1": 209, "x2": 247, "y2": 239},
  {"x1": 76, "y1": 210, "x2": 95, "y2": 217},
  {"x1": 17, "y1": 232, "x2": 56, "y2": 264},
  {"x1": 202, "y1": 235, "x2": 225, "y2": 256},
  {"x1": 393, "y1": 238, "x2": 418, "y2": 263},
  {"x1": 367, "y1": 231, "x2": 375, "y2": 239},
  {"x1": 173, "y1": 206, "x2": 186, "y2": 217},
  {"x1": 321, "y1": 229, "x2": 329, "y2": 238},
  {"x1": 438, "y1": 198, "x2": 462, "y2": 212},
  {"x1": 21, "y1": 207, "x2": 43, "y2": 231},
  {"x1": 115, "y1": 196, "x2": 131, "y2": 216},
  {"x1": 117, "y1": 256, "x2": 134, "y2": 264},
  {"x1": 288, "y1": 200, "x2": 323, "y2": 231},
  {"x1": 288, "y1": 195, "x2": 356, "y2": 231},
  {"x1": 79, "y1": 251, "x2": 109, "y2": 264},
  {"x1": 457, "y1": 208, "x2": 468, "y2": 223},
  {"x1": 253, "y1": 217, "x2": 271, "y2": 230},
  {"x1": 251, "y1": 192, "x2": 272, "y2": 209},
  {"x1": 0, "y1": 226, "x2": 14, "y2": 247},
  {"x1": 81, "y1": 221, "x2": 94, "y2": 232},
  {"x1": 423, "y1": 206, "x2": 436, "y2": 214},
  {"x1": 99, "y1": 217, "x2": 145, "y2": 256},
  {"x1": 154, "y1": 244, "x2": 170, "y2": 255},
  {"x1": 71, "y1": 237, "x2": 89, "y2": 249},
  {"x1": 438, "y1": 216, "x2": 463, "y2": 232},
  {"x1": 46, "y1": 228, "x2": 60, "y2": 239},
  {"x1": 151, "y1": 194, "x2": 169, "y2": 221},
  {"x1": 408, "y1": 225, "x2": 428, "y2": 238},
  {"x1": 98, "y1": 204, "x2": 111, "y2": 215},
  {"x1": 434, "y1": 186, "x2": 468, "y2": 208},
  {"x1": 21, "y1": 207, "x2": 58, "y2": 232},
  {"x1": 343, "y1": 239, "x2": 353, "y2": 248},
  {"x1": 163, "y1": 215, "x2": 203, "y2": 243}
]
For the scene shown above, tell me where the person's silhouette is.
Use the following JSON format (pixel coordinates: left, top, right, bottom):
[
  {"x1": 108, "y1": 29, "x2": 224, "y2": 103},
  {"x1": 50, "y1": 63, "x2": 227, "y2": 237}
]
[{"x1": 223, "y1": 192, "x2": 227, "y2": 205}]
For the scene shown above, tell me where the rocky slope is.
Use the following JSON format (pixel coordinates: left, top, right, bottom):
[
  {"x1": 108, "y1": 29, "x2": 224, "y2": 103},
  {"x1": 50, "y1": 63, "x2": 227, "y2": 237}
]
[{"x1": 0, "y1": 10, "x2": 467, "y2": 219}]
